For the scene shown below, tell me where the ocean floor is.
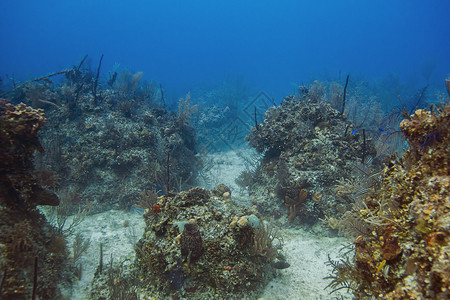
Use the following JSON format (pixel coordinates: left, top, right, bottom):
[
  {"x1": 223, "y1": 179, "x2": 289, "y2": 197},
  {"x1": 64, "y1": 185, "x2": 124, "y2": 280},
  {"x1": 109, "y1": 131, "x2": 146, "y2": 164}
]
[
  {"x1": 65, "y1": 209, "x2": 145, "y2": 299},
  {"x1": 260, "y1": 226, "x2": 352, "y2": 300},
  {"x1": 63, "y1": 149, "x2": 352, "y2": 299}
]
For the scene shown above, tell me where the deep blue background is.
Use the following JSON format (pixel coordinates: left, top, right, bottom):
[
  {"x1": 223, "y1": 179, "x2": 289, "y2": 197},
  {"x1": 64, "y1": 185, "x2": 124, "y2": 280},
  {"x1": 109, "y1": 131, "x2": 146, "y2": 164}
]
[{"x1": 1, "y1": 0, "x2": 449, "y2": 101}]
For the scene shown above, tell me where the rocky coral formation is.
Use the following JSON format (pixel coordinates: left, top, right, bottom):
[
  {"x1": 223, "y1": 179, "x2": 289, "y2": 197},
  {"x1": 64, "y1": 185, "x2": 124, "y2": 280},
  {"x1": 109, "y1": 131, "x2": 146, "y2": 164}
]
[
  {"x1": 0, "y1": 101, "x2": 59, "y2": 209},
  {"x1": 134, "y1": 186, "x2": 282, "y2": 299},
  {"x1": 19, "y1": 74, "x2": 200, "y2": 213},
  {"x1": 241, "y1": 90, "x2": 377, "y2": 223},
  {"x1": 327, "y1": 100, "x2": 449, "y2": 299},
  {"x1": 0, "y1": 100, "x2": 69, "y2": 299}
]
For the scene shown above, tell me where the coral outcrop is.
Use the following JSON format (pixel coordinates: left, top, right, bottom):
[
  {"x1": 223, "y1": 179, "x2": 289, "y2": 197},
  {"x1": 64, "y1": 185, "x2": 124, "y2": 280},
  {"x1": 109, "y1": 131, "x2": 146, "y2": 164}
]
[
  {"x1": 134, "y1": 187, "x2": 282, "y2": 299},
  {"x1": 327, "y1": 100, "x2": 449, "y2": 299},
  {"x1": 0, "y1": 101, "x2": 59, "y2": 209},
  {"x1": 242, "y1": 90, "x2": 377, "y2": 223},
  {"x1": 0, "y1": 101, "x2": 68, "y2": 299},
  {"x1": 19, "y1": 74, "x2": 200, "y2": 213}
]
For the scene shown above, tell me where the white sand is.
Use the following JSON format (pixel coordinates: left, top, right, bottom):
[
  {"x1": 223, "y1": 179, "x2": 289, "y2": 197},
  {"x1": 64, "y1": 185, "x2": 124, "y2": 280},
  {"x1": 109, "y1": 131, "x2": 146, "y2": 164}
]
[
  {"x1": 260, "y1": 226, "x2": 352, "y2": 299},
  {"x1": 65, "y1": 210, "x2": 144, "y2": 299}
]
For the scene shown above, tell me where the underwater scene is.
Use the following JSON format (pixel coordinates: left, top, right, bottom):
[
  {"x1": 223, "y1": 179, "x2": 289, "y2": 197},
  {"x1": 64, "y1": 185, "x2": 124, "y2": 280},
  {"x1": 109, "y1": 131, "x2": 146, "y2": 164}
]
[{"x1": 1, "y1": 1, "x2": 449, "y2": 299}]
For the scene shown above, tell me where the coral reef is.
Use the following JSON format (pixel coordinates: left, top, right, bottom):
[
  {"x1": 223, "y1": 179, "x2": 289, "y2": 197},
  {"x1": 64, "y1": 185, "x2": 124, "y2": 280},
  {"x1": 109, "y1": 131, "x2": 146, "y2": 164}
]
[
  {"x1": 242, "y1": 86, "x2": 379, "y2": 223},
  {"x1": 18, "y1": 67, "x2": 201, "y2": 213},
  {"x1": 0, "y1": 101, "x2": 69, "y2": 299},
  {"x1": 133, "y1": 186, "x2": 282, "y2": 299},
  {"x1": 326, "y1": 99, "x2": 449, "y2": 298}
]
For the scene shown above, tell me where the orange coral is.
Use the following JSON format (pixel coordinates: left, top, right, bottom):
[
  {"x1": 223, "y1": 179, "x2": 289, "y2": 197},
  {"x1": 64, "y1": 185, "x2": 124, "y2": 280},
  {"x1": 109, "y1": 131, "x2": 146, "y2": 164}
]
[{"x1": 152, "y1": 203, "x2": 161, "y2": 213}]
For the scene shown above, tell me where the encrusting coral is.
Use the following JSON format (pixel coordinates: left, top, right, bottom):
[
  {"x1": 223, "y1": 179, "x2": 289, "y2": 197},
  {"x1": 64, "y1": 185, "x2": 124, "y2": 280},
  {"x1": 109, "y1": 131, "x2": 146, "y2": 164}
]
[{"x1": 326, "y1": 94, "x2": 449, "y2": 298}]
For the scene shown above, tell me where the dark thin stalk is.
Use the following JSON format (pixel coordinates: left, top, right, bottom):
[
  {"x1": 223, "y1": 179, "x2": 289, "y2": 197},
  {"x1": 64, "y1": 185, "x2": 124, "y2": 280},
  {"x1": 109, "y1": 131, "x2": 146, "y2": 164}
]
[
  {"x1": 32, "y1": 257, "x2": 38, "y2": 300},
  {"x1": 99, "y1": 243, "x2": 103, "y2": 274},
  {"x1": 340, "y1": 74, "x2": 350, "y2": 115},
  {"x1": 166, "y1": 151, "x2": 170, "y2": 194},
  {"x1": 254, "y1": 106, "x2": 258, "y2": 130},
  {"x1": 160, "y1": 84, "x2": 166, "y2": 107},
  {"x1": 397, "y1": 94, "x2": 411, "y2": 120},
  {"x1": 343, "y1": 124, "x2": 350, "y2": 137},
  {"x1": 77, "y1": 54, "x2": 88, "y2": 71},
  {"x1": 411, "y1": 85, "x2": 428, "y2": 113},
  {"x1": 74, "y1": 82, "x2": 85, "y2": 103},
  {"x1": 107, "y1": 72, "x2": 117, "y2": 87},
  {"x1": 78, "y1": 263, "x2": 83, "y2": 280},
  {"x1": 93, "y1": 54, "x2": 104, "y2": 103},
  {"x1": 271, "y1": 97, "x2": 277, "y2": 106}
]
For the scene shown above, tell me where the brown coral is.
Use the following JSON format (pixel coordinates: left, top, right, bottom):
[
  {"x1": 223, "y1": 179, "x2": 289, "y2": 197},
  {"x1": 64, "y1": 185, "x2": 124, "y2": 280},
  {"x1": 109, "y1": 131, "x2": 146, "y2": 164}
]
[
  {"x1": 1, "y1": 102, "x2": 46, "y2": 147},
  {"x1": 381, "y1": 235, "x2": 402, "y2": 261},
  {"x1": 284, "y1": 188, "x2": 308, "y2": 222},
  {"x1": 135, "y1": 188, "x2": 275, "y2": 299}
]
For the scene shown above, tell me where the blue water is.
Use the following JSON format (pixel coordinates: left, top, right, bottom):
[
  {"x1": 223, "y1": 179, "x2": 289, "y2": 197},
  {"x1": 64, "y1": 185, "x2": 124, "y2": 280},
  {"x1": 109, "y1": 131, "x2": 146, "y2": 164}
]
[{"x1": 1, "y1": 0, "x2": 449, "y2": 101}]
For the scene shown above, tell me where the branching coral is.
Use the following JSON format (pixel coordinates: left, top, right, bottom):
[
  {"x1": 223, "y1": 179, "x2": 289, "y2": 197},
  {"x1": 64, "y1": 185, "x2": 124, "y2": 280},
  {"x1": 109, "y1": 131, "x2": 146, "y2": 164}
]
[
  {"x1": 176, "y1": 93, "x2": 198, "y2": 129},
  {"x1": 23, "y1": 67, "x2": 200, "y2": 212},
  {"x1": 249, "y1": 218, "x2": 281, "y2": 263}
]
